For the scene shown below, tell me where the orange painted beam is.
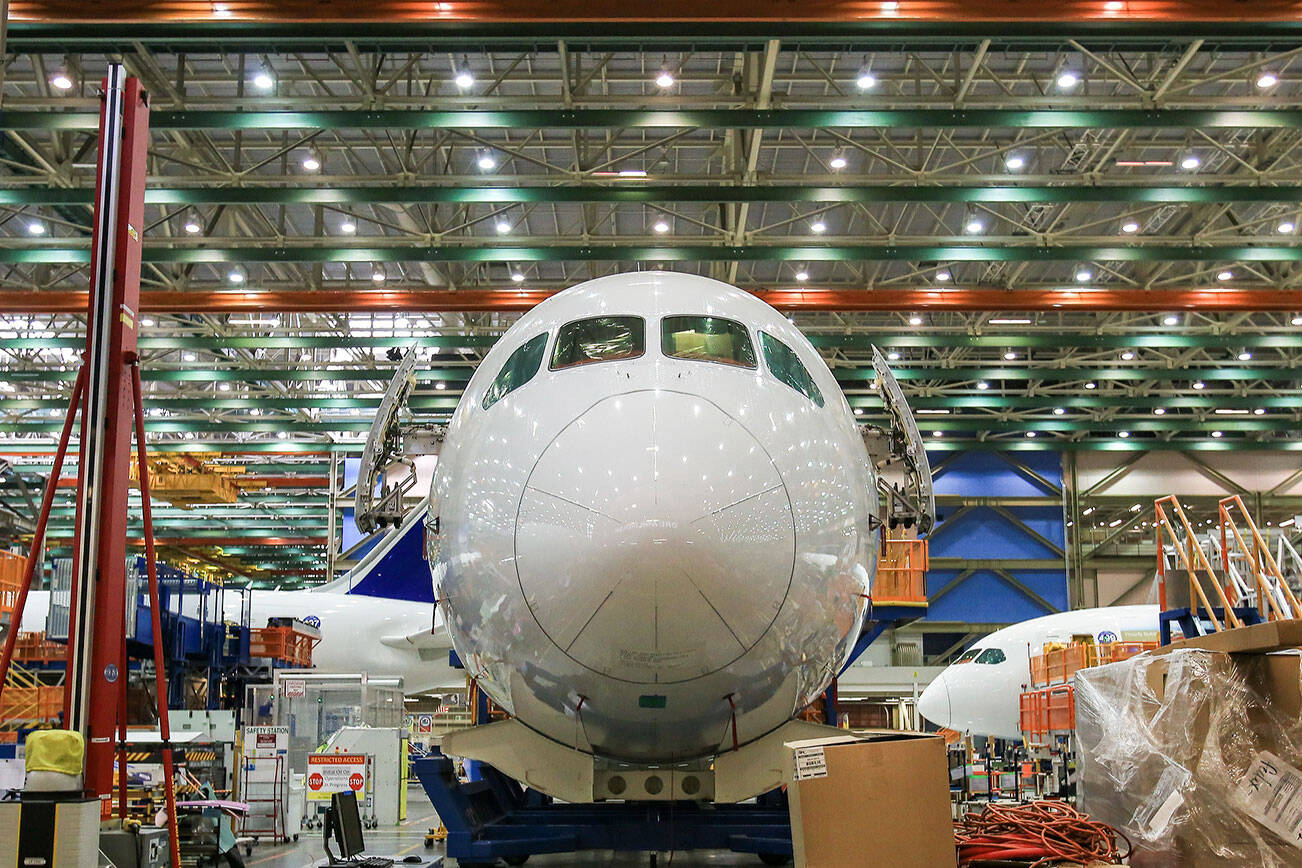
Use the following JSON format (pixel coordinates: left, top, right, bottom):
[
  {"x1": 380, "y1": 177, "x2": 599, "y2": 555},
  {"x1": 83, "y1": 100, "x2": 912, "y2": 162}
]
[
  {"x1": 10, "y1": 1, "x2": 1302, "y2": 23},
  {"x1": 1, "y1": 287, "x2": 1299, "y2": 313}
]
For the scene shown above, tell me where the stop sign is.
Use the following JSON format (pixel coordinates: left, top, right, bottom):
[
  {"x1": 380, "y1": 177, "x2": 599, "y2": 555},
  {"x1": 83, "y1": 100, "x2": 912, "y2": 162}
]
[
  {"x1": 308, "y1": 772, "x2": 324, "y2": 790},
  {"x1": 349, "y1": 772, "x2": 364, "y2": 791}
]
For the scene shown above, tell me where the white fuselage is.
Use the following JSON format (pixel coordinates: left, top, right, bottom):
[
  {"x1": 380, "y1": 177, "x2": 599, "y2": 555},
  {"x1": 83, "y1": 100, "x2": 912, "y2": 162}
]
[
  {"x1": 16, "y1": 588, "x2": 448, "y2": 693},
  {"x1": 916, "y1": 605, "x2": 1160, "y2": 740},
  {"x1": 429, "y1": 273, "x2": 878, "y2": 763}
]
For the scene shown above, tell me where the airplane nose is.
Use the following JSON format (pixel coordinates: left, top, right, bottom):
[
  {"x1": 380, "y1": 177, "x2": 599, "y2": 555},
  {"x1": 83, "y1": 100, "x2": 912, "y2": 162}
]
[
  {"x1": 515, "y1": 390, "x2": 794, "y2": 683},
  {"x1": 917, "y1": 673, "x2": 951, "y2": 730}
]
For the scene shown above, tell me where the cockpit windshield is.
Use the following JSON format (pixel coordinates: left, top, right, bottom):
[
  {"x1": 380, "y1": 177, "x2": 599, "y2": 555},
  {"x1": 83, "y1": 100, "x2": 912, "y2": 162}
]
[
  {"x1": 551, "y1": 316, "x2": 645, "y2": 370},
  {"x1": 954, "y1": 649, "x2": 981, "y2": 664},
  {"x1": 661, "y1": 316, "x2": 757, "y2": 368}
]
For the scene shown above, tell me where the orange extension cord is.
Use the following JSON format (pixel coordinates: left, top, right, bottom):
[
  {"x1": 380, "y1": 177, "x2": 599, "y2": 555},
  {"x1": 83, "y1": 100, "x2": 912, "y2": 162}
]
[{"x1": 955, "y1": 801, "x2": 1131, "y2": 867}]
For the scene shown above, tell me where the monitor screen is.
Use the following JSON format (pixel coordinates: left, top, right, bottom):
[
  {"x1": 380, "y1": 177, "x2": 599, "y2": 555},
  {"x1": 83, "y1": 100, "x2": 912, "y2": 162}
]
[{"x1": 331, "y1": 790, "x2": 366, "y2": 858}]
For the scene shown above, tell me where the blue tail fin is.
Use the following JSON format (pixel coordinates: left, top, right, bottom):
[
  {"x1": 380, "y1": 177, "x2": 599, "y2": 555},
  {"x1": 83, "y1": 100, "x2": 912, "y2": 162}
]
[{"x1": 322, "y1": 505, "x2": 435, "y2": 603}]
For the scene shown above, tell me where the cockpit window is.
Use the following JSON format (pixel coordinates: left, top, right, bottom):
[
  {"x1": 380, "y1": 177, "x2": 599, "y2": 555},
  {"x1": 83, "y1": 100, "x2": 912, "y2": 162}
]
[
  {"x1": 954, "y1": 649, "x2": 981, "y2": 664},
  {"x1": 759, "y1": 332, "x2": 825, "y2": 407},
  {"x1": 974, "y1": 648, "x2": 1006, "y2": 665},
  {"x1": 661, "y1": 316, "x2": 756, "y2": 368},
  {"x1": 482, "y1": 332, "x2": 548, "y2": 410},
  {"x1": 551, "y1": 316, "x2": 645, "y2": 370}
]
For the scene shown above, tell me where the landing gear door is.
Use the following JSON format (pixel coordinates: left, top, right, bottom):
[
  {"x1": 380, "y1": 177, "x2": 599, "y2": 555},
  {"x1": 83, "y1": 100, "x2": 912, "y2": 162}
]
[
  {"x1": 355, "y1": 348, "x2": 430, "y2": 534},
  {"x1": 868, "y1": 346, "x2": 935, "y2": 536}
]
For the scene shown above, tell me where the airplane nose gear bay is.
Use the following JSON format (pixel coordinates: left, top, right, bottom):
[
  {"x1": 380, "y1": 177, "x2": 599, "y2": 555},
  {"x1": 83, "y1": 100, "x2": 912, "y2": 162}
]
[{"x1": 515, "y1": 389, "x2": 795, "y2": 684}]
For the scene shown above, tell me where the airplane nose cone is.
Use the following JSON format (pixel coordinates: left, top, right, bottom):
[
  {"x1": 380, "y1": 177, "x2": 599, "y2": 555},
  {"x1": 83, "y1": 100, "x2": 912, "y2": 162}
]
[
  {"x1": 515, "y1": 390, "x2": 794, "y2": 683},
  {"x1": 917, "y1": 673, "x2": 951, "y2": 730}
]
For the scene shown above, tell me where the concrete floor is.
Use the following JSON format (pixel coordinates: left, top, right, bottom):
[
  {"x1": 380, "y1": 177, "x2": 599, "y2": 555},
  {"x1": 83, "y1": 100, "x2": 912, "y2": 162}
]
[{"x1": 235, "y1": 783, "x2": 782, "y2": 868}]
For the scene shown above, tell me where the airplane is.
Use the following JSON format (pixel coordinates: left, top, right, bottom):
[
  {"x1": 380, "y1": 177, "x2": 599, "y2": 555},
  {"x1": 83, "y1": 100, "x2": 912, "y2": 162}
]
[
  {"x1": 8, "y1": 508, "x2": 456, "y2": 694},
  {"x1": 916, "y1": 604, "x2": 1161, "y2": 741},
  {"x1": 420, "y1": 271, "x2": 934, "y2": 801}
]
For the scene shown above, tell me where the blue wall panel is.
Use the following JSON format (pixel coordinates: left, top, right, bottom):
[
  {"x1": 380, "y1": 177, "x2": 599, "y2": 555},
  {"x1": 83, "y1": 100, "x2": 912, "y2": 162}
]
[{"x1": 924, "y1": 450, "x2": 1068, "y2": 624}]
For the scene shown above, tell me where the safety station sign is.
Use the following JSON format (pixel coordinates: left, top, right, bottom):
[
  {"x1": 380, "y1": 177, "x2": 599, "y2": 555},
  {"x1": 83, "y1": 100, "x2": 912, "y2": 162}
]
[{"x1": 306, "y1": 753, "x2": 367, "y2": 801}]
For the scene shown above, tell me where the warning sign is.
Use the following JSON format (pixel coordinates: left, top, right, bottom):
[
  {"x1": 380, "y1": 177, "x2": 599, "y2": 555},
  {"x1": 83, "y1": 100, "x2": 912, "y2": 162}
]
[
  {"x1": 305, "y1": 754, "x2": 367, "y2": 801},
  {"x1": 417, "y1": 715, "x2": 433, "y2": 734},
  {"x1": 282, "y1": 680, "x2": 306, "y2": 699}
]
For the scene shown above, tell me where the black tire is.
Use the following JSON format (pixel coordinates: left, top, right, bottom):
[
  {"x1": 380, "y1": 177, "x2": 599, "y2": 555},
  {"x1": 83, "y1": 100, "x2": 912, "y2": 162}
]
[{"x1": 758, "y1": 856, "x2": 791, "y2": 866}]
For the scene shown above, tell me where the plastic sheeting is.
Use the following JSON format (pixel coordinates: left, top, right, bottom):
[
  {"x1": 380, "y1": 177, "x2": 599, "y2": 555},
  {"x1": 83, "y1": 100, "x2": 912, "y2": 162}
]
[{"x1": 1075, "y1": 648, "x2": 1302, "y2": 867}]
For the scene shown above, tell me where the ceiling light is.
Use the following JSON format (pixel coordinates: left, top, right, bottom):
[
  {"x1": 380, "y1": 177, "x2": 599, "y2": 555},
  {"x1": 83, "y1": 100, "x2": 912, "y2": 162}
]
[
  {"x1": 50, "y1": 72, "x2": 73, "y2": 91},
  {"x1": 653, "y1": 219, "x2": 671, "y2": 234},
  {"x1": 916, "y1": 409, "x2": 951, "y2": 415},
  {"x1": 1216, "y1": 408, "x2": 1250, "y2": 415},
  {"x1": 988, "y1": 317, "x2": 1032, "y2": 325},
  {"x1": 794, "y1": 270, "x2": 809, "y2": 282},
  {"x1": 1279, "y1": 221, "x2": 1296, "y2": 233},
  {"x1": 964, "y1": 216, "x2": 986, "y2": 234},
  {"x1": 1237, "y1": 350, "x2": 1252, "y2": 361},
  {"x1": 1085, "y1": 381, "x2": 1097, "y2": 389},
  {"x1": 1292, "y1": 315, "x2": 1302, "y2": 326},
  {"x1": 655, "y1": 70, "x2": 675, "y2": 88},
  {"x1": 909, "y1": 315, "x2": 923, "y2": 326},
  {"x1": 227, "y1": 266, "x2": 247, "y2": 284},
  {"x1": 1004, "y1": 154, "x2": 1025, "y2": 171},
  {"x1": 976, "y1": 381, "x2": 990, "y2": 391},
  {"x1": 829, "y1": 153, "x2": 848, "y2": 170},
  {"x1": 1121, "y1": 350, "x2": 1135, "y2": 360},
  {"x1": 277, "y1": 431, "x2": 289, "y2": 440},
  {"x1": 1075, "y1": 268, "x2": 1093, "y2": 282},
  {"x1": 1118, "y1": 431, "x2": 1130, "y2": 439},
  {"x1": 340, "y1": 220, "x2": 356, "y2": 234},
  {"x1": 1026, "y1": 431, "x2": 1037, "y2": 438},
  {"x1": 434, "y1": 381, "x2": 447, "y2": 391},
  {"x1": 511, "y1": 271, "x2": 525, "y2": 283},
  {"x1": 1053, "y1": 407, "x2": 1065, "y2": 415},
  {"x1": 1154, "y1": 407, "x2": 1166, "y2": 415},
  {"x1": 301, "y1": 149, "x2": 321, "y2": 172},
  {"x1": 931, "y1": 430, "x2": 943, "y2": 438},
  {"x1": 856, "y1": 71, "x2": 877, "y2": 90},
  {"x1": 477, "y1": 152, "x2": 497, "y2": 171},
  {"x1": 887, "y1": 351, "x2": 901, "y2": 361},
  {"x1": 182, "y1": 351, "x2": 196, "y2": 362},
  {"x1": 1257, "y1": 72, "x2": 1279, "y2": 89},
  {"x1": 26, "y1": 221, "x2": 45, "y2": 236},
  {"x1": 140, "y1": 317, "x2": 155, "y2": 327},
  {"x1": 1212, "y1": 430, "x2": 1223, "y2": 438},
  {"x1": 253, "y1": 71, "x2": 274, "y2": 90},
  {"x1": 1056, "y1": 71, "x2": 1079, "y2": 89},
  {"x1": 1104, "y1": 1, "x2": 1124, "y2": 11},
  {"x1": 1180, "y1": 154, "x2": 1201, "y2": 170},
  {"x1": 454, "y1": 69, "x2": 474, "y2": 89},
  {"x1": 495, "y1": 219, "x2": 512, "y2": 234},
  {"x1": 1193, "y1": 380, "x2": 1205, "y2": 390},
  {"x1": 1254, "y1": 408, "x2": 1266, "y2": 415},
  {"x1": 371, "y1": 264, "x2": 387, "y2": 282},
  {"x1": 1162, "y1": 314, "x2": 1180, "y2": 326},
  {"x1": 935, "y1": 269, "x2": 951, "y2": 282},
  {"x1": 183, "y1": 212, "x2": 203, "y2": 234},
  {"x1": 1121, "y1": 221, "x2": 1140, "y2": 233},
  {"x1": 1003, "y1": 350, "x2": 1017, "y2": 360},
  {"x1": 854, "y1": 407, "x2": 865, "y2": 416},
  {"x1": 1217, "y1": 270, "x2": 1233, "y2": 281},
  {"x1": 810, "y1": 220, "x2": 827, "y2": 234}
]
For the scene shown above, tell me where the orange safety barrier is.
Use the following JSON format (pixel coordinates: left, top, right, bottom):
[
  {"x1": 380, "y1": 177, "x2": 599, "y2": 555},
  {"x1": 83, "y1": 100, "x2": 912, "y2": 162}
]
[
  {"x1": 1019, "y1": 685, "x2": 1077, "y2": 738},
  {"x1": 0, "y1": 685, "x2": 63, "y2": 724},
  {"x1": 12, "y1": 632, "x2": 66, "y2": 663},
  {"x1": 1029, "y1": 640, "x2": 1160, "y2": 687},
  {"x1": 0, "y1": 551, "x2": 22, "y2": 625},
  {"x1": 874, "y1": 534, "x2": 929, "y2": 605},
  {"x1": 248, "y1": 625, "x2": 320, "y2": 667},
  {"x1": 1096, "y1": 641, "x2": 1159, "y2": 666}
]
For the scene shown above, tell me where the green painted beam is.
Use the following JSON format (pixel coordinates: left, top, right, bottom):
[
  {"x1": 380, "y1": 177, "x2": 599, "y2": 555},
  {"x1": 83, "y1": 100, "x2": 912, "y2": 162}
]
[
  {"x1": 6, "y1": 108, "x2": 1302, "y2": 132},
  {"x1": 7, "y1": 243, "x2": 1302, "y2": 265},
  {"x1": 8, "y1": 184, "x2": 1302, "y2": 207},
  {"x1": 3, "y1": 365, "x2": 1297, "y2": 383},
  {"x1": 7, "y1": 332, "x2": 1302, "y2": 352}
]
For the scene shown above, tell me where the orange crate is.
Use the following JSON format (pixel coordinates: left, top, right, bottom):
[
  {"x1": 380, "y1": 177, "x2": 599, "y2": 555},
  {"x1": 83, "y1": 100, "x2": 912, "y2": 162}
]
[{"x1": 249, "y1": 625, "x2": 320, "y2": 667}]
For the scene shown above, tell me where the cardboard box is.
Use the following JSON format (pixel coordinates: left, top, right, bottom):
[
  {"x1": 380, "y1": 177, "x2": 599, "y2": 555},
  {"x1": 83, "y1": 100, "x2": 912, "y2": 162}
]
[{"x1": 785, "y1": 731, "x2": 956, "y2": 868}]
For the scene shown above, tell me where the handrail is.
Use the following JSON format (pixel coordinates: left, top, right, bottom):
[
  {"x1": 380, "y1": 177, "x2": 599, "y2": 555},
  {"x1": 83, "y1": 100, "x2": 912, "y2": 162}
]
[
  {"x1": 1218, "y1": 495, "x2": 1302, "y2": 621},
  {"x1": 1154, "y1": 495, "x2": 1242, "y2": 632}
]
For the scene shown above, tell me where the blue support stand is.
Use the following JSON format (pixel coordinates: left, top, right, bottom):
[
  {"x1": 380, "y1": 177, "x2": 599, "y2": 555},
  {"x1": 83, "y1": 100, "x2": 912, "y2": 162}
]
[
  {"x1": 1159, "y1": 606, "x2": 1265, "y2": 645},
  {"x1": 412, "y1": 753, "x2": 793, "y2": 865}
]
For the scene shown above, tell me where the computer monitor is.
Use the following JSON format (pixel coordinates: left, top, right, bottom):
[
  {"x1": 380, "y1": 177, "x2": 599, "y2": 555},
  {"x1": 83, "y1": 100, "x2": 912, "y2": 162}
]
[{"x1": 330, "y1": 790, "x2": 366, "y2": 859}]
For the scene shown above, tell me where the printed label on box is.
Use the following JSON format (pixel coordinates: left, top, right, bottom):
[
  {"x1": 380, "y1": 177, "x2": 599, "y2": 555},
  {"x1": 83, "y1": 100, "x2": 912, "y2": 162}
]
[
  {"x1": 793, "y1": 745, "x2": 828, "y2": 781},
  {"x1": 1237, "y1": 750, "x2": 1302, "y2": 849}
]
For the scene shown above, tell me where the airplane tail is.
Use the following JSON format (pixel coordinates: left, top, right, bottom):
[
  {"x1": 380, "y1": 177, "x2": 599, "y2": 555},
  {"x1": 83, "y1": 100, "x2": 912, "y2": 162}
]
[{"x1": 314, "y1": 499, "x2": 435, "y2": 603}]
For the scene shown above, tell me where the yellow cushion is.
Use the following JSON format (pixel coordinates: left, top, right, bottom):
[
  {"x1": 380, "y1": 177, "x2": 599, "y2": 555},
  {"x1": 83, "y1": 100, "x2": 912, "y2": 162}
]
[{"x1": 26, "y1": 729, "x2": 85, "y2": 776}]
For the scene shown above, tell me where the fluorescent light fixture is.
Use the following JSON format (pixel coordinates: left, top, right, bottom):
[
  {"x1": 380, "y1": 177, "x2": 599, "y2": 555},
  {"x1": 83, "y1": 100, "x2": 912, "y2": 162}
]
[
  {"x1": 618, "y1": 169, "x2": 648, "y2": 178},
  {"x1": 1215, "y1": 408, "x2": 1250, "y2": 415},
  {"x1": 1109, "y1": 518, "x2": 1124, "y2": 527},
  {"x1": 915, "y1": 409, "x2": 951, "y2": 415},
  {"x1": 988, "y1": 317, "x2": 1032, "y2": 325}
]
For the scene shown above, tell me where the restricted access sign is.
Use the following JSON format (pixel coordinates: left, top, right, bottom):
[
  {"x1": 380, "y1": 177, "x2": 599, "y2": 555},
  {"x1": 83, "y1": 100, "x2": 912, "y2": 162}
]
[{"x1": 305, "y1": 753, "x2": 367, "y2": 801}]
